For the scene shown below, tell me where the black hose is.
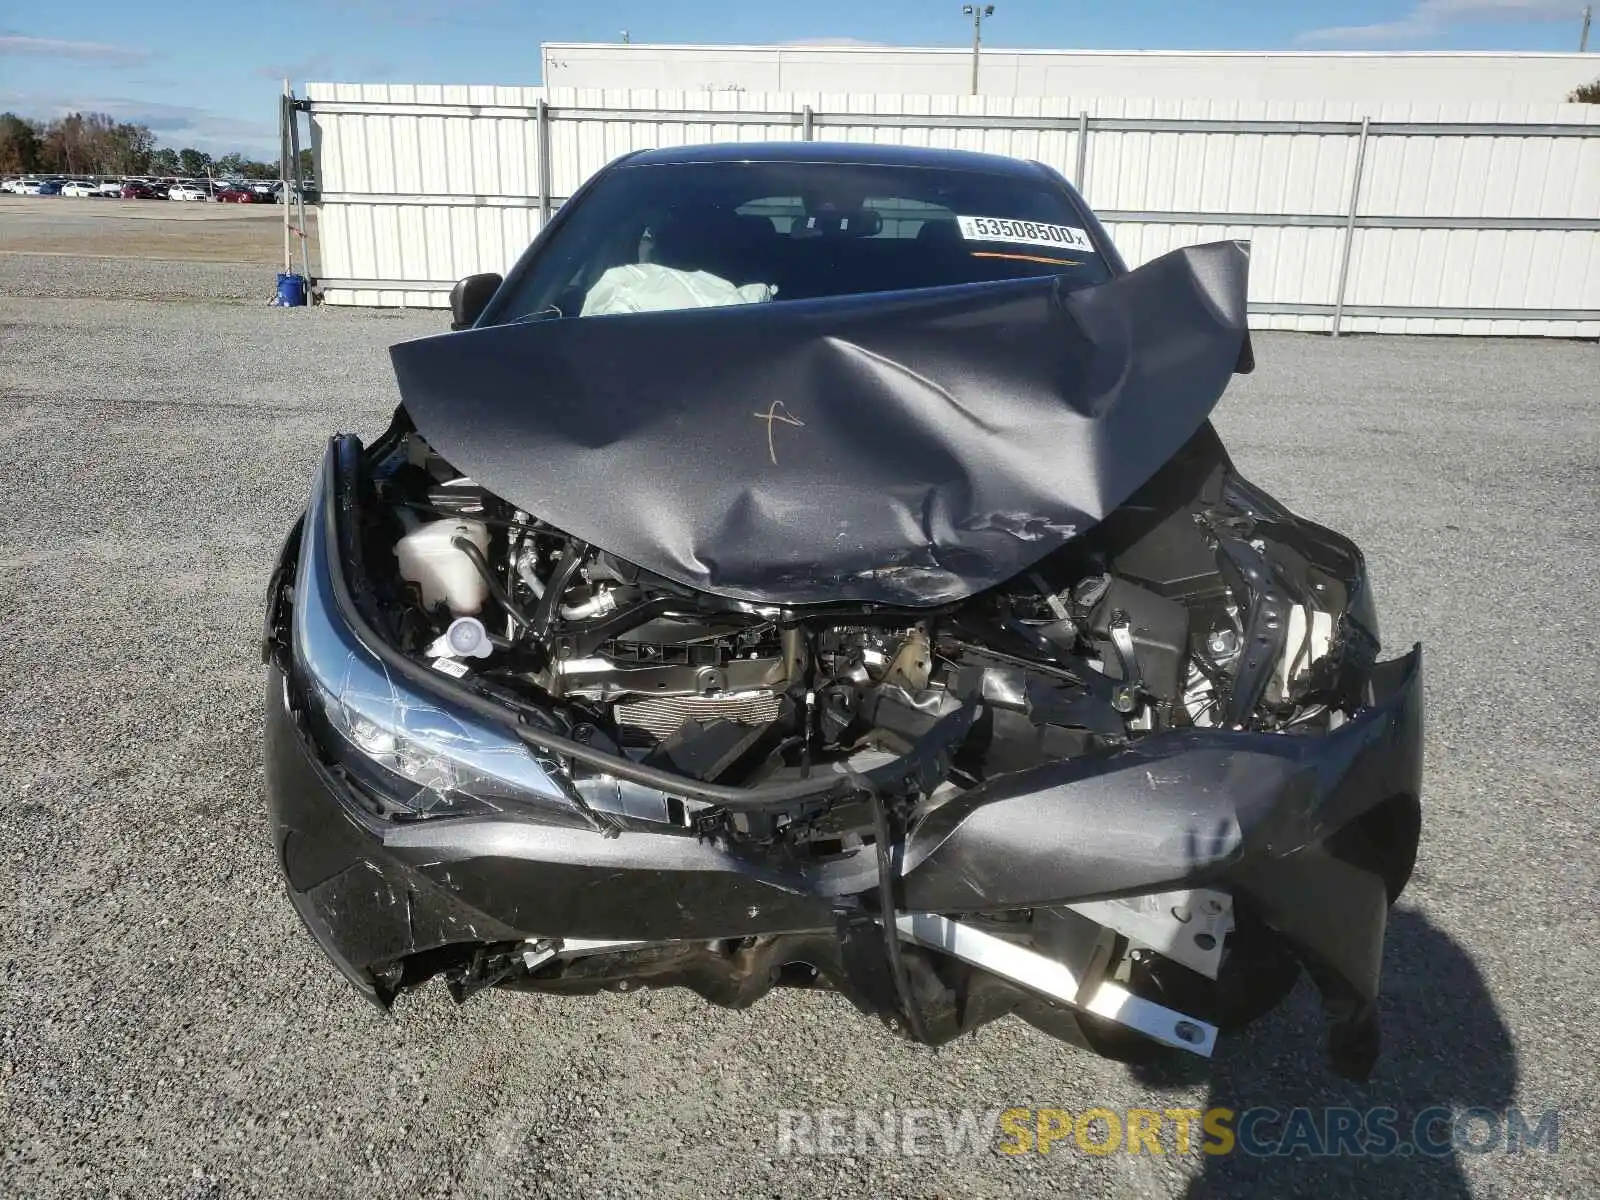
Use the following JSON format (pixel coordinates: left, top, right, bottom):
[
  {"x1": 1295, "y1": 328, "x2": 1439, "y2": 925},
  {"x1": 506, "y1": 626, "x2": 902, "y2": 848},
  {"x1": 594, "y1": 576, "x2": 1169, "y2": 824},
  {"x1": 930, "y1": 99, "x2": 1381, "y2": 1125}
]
[
  {"x1": 869, "y1": 780, "x2": 931, "y2": 1045},
  {"x1": 451, "y1": 535, "x2": 536, "y2": 634},
  {"x1": 514, "y1": 722, "x2": 865, "y2": 809},
  {"x1": 532, "y1": 538, "x2": 588, "y2": 639}
]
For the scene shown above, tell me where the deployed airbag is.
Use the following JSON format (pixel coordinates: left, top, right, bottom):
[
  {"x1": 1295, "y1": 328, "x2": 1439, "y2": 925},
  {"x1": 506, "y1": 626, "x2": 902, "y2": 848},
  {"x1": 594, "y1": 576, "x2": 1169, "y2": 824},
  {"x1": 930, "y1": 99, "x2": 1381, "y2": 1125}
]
[
  {"x1": 390, "y1": 241, "x2": 1252, "y2": 606},
  {"x1": 579, "y1": 263, "x2": 776, "y2": 317}
]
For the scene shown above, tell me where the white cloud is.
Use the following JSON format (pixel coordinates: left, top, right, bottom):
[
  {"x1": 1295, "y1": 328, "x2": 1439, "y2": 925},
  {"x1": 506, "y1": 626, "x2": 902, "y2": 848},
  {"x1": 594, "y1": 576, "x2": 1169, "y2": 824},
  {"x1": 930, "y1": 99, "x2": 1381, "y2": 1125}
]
[
  {"x1": 0, "y1": 35, "x2": 152, "y2": 65},
  {"x1": 1, "y1": 92, "x2": 279, "y2": 155},
  {"x1": 1298, "y1": 0, "x2": 1580, "y2": 45}
]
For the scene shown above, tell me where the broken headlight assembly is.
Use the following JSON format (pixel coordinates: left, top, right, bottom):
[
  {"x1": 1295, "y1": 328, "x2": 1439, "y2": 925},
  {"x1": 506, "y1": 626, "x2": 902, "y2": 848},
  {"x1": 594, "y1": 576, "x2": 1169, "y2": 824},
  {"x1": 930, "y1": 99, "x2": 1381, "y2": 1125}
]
[{"x1": 290, "y1": 458, "x2": 577, "y2": 823}]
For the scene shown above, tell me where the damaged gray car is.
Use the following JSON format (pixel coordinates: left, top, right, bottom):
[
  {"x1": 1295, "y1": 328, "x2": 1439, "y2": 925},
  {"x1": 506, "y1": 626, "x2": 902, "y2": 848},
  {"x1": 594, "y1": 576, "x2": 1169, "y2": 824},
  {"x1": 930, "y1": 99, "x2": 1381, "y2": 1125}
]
[{"x1": 263, "y1": 143, "x2": 1422, "y2": 1078}]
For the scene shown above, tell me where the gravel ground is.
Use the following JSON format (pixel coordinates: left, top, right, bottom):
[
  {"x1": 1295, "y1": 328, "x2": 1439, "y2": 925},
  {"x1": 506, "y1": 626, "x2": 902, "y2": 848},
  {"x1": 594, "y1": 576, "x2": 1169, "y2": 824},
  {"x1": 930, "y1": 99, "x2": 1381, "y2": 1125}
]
[
  {"x1": 0, "y1": 256, "x2": 1596, "y2": 1200},
  {"x1": 0, "y1": 254, "x2": 280, "y2": 304},
  {"x1": 0, "y1": 196, "x2": 304, "y2": 265}
]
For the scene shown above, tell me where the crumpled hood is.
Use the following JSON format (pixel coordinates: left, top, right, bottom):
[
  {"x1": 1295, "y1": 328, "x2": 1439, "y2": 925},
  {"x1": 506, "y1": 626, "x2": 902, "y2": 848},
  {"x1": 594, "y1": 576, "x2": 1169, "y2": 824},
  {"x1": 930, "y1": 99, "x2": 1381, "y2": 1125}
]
[{"x1": 389, "y1": 240, "x2": 1251, "y2": 607}]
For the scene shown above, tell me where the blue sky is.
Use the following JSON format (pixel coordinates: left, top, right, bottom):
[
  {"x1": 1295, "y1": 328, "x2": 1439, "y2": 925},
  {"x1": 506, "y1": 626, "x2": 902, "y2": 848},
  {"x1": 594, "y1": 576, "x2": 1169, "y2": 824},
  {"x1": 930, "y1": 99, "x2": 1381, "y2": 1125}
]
[{"x1": 2, "y1": 0, "x2": 1593, "y2": 156}]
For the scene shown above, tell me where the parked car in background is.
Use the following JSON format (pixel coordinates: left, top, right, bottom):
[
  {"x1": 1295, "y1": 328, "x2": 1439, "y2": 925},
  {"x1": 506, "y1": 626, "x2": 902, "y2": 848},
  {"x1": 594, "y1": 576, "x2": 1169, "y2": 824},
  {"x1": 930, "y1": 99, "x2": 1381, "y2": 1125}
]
[
  {"x1": 215, "y1": 185, "x2": 260, "y2": 203},
  {"x1": 36, "y1": 180, "x2": 67, "y2": 196},
  {"x1": 17, "y1": 179, "x2": 45, "y2": 195},
  {"x1": 249, "y1": 181, "x2": 283, "y2": 202},
  {"x1": 61, "y1": 181, "x2": 98, "y2": 198},
  {"x1": 92, "y1": 181, "x2": 124, "y2": 197},
  {"x1": 120, "y1": 182, "x2": 160, "y2": 200},
  {"x1": 168, "y1": 183, "x2": 208, "y2": 201}
]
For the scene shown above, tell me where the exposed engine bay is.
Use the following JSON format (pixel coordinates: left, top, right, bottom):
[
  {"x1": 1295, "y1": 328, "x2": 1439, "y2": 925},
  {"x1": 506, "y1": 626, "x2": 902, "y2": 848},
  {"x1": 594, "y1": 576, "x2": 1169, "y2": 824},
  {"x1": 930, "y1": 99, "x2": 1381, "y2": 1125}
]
[
  {"x1": 287, "y1": 413, "x2": 1407, "y2": 1073},
  {"x1": 353, "y1": 420, "x2": 1372, "y2": 835}
]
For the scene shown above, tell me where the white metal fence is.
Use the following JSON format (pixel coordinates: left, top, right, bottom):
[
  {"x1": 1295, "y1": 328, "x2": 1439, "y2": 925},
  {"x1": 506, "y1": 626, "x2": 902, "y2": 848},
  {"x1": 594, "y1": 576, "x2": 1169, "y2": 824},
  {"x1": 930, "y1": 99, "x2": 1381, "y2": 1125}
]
[{"x1": 304, "y1": 84, "x2": 1600, "y2": 336}]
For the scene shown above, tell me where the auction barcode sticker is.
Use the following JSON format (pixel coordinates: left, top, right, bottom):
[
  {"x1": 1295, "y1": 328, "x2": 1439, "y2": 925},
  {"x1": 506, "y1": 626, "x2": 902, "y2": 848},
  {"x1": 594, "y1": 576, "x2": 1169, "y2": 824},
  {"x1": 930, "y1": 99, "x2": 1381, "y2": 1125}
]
[{"x1": 957, "y1": 216, "x2": 1095, "y2": 253}]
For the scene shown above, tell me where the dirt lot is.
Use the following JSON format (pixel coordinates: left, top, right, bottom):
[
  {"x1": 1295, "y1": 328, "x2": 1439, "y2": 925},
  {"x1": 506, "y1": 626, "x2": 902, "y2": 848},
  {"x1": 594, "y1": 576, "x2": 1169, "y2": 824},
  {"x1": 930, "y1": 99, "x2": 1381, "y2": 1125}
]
[{"x1": 0, "y1": 195, "x2": 317, "y2": 265}]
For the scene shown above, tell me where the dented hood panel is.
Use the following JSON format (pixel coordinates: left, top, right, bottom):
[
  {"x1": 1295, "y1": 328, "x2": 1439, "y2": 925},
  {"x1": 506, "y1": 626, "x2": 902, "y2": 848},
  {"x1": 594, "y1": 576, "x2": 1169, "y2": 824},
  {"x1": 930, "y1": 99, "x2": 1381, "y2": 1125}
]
[{"x1": 389, "y1": 240, "x2": 1251, "y2": 606}]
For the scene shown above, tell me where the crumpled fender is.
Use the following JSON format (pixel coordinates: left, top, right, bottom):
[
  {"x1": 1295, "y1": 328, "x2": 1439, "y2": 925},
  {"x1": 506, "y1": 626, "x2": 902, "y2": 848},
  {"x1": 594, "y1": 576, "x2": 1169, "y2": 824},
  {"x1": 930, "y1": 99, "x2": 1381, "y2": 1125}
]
[
  {"x1": 901, "y1": 646, "x2": 1423, "y2": 1078},
  {"x1": 902, "y1": 647, "x2": 1422, "y2": 909}
]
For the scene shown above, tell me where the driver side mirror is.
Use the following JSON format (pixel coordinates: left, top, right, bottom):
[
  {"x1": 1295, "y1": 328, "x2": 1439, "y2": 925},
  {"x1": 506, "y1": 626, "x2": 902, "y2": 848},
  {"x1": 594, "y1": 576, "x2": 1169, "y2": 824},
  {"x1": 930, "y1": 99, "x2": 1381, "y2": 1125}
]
[{"x1": 449, "y1": 272, "x2": 503, "y2": 330}]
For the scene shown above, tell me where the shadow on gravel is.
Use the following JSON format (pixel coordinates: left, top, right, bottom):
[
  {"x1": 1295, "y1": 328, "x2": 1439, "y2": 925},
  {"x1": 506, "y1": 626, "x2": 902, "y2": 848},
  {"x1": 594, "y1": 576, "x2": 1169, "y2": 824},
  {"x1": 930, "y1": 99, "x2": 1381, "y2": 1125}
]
[{"x1": 1130, "y1": 908, "x2": 1516, "y2": 1200}]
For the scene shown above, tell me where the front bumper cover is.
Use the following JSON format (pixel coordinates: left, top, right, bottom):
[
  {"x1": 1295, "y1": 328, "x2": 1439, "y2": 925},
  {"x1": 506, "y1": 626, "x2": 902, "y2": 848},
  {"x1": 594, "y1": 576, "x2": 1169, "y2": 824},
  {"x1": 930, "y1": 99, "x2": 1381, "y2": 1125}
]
[{"x1": 266, "y1": 632, "x2": 1421, "y2": 1075}]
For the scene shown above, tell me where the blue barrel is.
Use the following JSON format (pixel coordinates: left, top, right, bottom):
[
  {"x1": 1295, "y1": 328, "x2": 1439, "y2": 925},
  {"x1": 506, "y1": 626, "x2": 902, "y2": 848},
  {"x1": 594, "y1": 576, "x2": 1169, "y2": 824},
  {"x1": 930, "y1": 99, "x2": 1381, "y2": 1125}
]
[{"x1": 273, "y1": 272, "x2": 308, "y2": 307}]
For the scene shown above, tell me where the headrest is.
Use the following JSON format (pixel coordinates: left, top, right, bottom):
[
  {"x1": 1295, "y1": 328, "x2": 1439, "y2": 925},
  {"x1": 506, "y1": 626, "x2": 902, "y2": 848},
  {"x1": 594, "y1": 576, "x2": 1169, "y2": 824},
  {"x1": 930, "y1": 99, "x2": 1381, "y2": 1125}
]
[
  {"x1": 651, "y1": 210, "x2": 778, "y2": 277},
  {"x1": 915, "y1": 219, "x2": 963, "y2": 247}
]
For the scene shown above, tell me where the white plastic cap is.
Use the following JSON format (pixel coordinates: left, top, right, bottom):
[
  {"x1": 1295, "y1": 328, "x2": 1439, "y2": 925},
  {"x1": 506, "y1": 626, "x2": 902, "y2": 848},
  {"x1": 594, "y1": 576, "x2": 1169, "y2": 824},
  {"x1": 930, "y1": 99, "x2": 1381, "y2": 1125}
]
[{"x1": 426, "y1": 616, "x2": 493, "y2": 660}]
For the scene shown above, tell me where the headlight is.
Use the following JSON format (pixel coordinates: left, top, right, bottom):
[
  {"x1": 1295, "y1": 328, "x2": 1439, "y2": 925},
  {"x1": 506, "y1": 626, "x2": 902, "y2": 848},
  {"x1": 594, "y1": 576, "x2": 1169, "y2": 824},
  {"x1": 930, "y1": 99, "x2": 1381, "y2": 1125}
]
[{"x1": 290, "y1": 451, "x2": 574, "y2": 820}]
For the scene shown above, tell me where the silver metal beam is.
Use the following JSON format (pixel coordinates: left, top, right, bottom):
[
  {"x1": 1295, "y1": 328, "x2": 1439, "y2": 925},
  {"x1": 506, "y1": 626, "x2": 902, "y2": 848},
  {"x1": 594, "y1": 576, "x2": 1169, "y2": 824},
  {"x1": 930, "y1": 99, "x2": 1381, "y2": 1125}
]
[
  {"x1": 1093, "y1": 211, "x2": 1600, "y2": 231},
  {"x1": 316, "y1": 193, "x2": 566, "y2": 208},
  {"x1": 894, "y1": 912, "x2": 1217, "y2": 1056},
  {"x1": 315, "y1": 278, "x2": 457, "y2": 292},
  {"x1": 316, "y1": 193, "x2": 1600, "y2": 234},
  {"x1": 1074, "y1": 110, "x2": 1089, "y2": 193},
  {"x1": 303, "y1": 99, "x2": 1600, "y2": 139},
  {"x1": 287, "y1": 92, "x2": 311, "y2": 282},
  {"x1": 308, "y1": 100, "x2": 547, "y2": 119},
  {"x1": 536, "y1": 98, "x2": 551, "y2": 226},
  {"x1": 1333, "y1": 115, "x2": 1372, "y2": 338},
  {"x1": 556, "y1": 107, "x2": 805, "y2": 127},
  {"x1": 1252, "y1": 302, "x2": 1600, "y2": 321}
]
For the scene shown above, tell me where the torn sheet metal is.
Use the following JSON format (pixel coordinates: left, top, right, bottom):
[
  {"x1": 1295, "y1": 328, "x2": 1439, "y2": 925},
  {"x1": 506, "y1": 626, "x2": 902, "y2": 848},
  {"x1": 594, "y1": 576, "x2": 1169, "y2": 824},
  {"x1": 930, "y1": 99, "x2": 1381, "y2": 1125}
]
[{"x1": 389, "y1": 241, "x2": 1252, "y2": 607}]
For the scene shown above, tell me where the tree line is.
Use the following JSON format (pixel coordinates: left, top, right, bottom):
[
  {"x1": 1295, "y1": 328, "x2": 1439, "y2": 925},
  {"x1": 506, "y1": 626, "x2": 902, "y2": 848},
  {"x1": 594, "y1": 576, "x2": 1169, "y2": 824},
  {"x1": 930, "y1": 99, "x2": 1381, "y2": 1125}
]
[{"x1": 0, "y1": 110, "x2": 309, "y2": 180}]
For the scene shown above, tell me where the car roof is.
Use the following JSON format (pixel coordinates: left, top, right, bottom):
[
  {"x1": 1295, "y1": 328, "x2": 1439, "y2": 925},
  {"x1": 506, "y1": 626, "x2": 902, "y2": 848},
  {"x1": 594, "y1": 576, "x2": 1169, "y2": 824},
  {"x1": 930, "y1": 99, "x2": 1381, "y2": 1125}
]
[{"x1": 619, "y1": 140, "x2": 1055, "y2": 181}]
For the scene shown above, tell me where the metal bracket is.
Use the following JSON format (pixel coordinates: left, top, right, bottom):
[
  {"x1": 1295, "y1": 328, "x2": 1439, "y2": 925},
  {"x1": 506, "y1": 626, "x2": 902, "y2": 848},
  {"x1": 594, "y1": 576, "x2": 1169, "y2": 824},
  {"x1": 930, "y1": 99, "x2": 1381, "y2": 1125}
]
[
  {"x1": 1106, "y1": 610, "x2": 1143, "y2": 714},
  {"x1": 894, "y1": 912, "x2": 1217, "y2": 1055},
  {"x1": 1068, "y1": 888, "x2": 1234, "y2": 979}
]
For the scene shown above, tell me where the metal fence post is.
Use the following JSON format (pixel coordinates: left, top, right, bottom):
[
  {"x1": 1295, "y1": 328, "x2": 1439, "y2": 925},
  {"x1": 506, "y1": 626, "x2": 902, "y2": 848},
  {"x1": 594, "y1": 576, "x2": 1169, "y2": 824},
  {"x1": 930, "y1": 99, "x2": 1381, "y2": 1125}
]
[
  {"x1": 536, "y1": 98, "x2": 552, "y2": 227},
  {"x1": 287, "y1": 94, "x2": 311, "y2": 283},
  {"x1": 1332, "y1": 116, "x2": 1370, "y2": 338},
  {"x1": 280, "y1": 84, "x2": 293, "y2": 275},
  {"x1": 1074, "y1": 111, "x2": 1090, "y2": 194},
  {"x1": 802, "y1": 104, "x2": 814, "y2": 141}
]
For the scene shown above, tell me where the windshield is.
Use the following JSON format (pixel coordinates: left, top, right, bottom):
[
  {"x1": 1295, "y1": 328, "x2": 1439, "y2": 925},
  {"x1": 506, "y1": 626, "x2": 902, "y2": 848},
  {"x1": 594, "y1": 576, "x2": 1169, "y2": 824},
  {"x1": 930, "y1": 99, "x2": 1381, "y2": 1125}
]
[{"x1": 491, "y1": 159, "x2": 1113, "y2": 323}]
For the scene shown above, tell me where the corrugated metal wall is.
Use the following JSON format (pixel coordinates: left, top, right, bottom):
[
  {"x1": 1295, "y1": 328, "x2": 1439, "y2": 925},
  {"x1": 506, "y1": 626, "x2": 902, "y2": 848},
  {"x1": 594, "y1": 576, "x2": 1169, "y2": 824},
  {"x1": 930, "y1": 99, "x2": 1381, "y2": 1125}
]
[
  {"x1": 306, "y1": 84, "x2": 1600, "y2": 336},
  {"x1": 541, "y1": 44, "x2": 1600, "y2": 106}
]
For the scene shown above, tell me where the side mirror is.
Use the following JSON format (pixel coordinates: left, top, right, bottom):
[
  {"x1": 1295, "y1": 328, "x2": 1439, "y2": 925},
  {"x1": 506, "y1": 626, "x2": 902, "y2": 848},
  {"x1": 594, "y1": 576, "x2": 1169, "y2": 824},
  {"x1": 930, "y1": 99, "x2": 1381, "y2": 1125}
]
[
  {"x1": 449, "y1": 272, "x2": 503, "y2": 330},
  {"x1": 1234, "y1": 333, "x2": 1256, "y2": 375}
]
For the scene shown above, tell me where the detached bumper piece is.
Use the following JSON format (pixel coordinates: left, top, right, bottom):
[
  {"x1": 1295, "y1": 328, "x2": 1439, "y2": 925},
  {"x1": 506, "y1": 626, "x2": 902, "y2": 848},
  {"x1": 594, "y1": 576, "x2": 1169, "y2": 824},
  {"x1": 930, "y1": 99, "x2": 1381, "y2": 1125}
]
[
  {"x1": 266, "y1": 639, "x2": 1421, "y2": 1078},
  {"x1": 895, "y1": 912, "x2": 1218, "y2": 1056}
]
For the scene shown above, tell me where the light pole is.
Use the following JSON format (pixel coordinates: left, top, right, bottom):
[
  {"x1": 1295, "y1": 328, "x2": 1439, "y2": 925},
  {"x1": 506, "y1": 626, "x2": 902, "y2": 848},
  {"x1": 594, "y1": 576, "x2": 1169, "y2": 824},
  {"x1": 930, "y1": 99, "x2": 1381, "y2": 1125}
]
[
  {"x1": 1582, "y1": 5, "x2": 1591, "y2": 52},
  {"x1": 962, "y1": 5, "x2": 994, "y2": 96}
]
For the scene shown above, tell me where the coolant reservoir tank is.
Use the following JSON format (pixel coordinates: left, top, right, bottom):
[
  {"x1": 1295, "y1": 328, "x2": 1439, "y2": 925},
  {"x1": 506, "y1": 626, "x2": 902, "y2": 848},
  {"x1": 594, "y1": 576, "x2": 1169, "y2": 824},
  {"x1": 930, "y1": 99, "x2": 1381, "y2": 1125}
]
[{"x1": 394, "y1": 518, "x2": 490, "y2": 615}]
